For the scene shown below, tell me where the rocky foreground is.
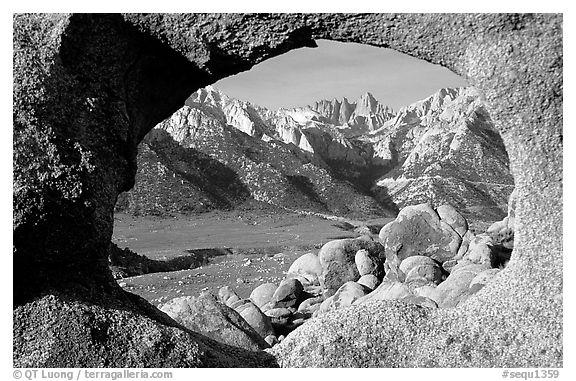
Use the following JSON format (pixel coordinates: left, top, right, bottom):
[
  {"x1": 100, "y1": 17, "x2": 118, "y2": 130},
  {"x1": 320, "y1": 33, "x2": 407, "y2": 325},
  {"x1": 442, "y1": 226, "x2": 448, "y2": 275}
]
[{"x1": 154, "y1": 198, "x2": 516, "y2": 354}]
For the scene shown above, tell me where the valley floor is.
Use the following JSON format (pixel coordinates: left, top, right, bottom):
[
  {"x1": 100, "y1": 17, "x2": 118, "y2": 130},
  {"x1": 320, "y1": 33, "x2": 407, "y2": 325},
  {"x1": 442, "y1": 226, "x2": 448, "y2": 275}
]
[
  {"x1": 112, "y1": 210, "x2": 393, "y2": 305},
  {"x1": 112, "y1": 209, "x2": 492, "y2": 307}
]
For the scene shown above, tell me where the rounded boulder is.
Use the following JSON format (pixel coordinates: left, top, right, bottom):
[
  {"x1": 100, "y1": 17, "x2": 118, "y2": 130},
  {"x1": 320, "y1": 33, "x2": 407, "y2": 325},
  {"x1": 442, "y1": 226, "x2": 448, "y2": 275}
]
[
  {"x1": 379, "y1": 203, "x2": 462, "y2": 264},
  {"x1": 318, "y1": 238, "x2": 385, "y2": 295},
  {"x1": 271, "y1": 278, "x2": 303, "y2": 308},
  {"x1": 250, "y1": 283, "x2": 278, "y2": 309}
]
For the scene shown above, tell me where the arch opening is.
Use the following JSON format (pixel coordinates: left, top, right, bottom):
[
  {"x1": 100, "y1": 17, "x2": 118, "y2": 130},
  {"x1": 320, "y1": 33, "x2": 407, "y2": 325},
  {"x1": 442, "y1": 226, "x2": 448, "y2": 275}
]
[{"x1": 111, "y1": 39, "x2": 515, "y2": 306}]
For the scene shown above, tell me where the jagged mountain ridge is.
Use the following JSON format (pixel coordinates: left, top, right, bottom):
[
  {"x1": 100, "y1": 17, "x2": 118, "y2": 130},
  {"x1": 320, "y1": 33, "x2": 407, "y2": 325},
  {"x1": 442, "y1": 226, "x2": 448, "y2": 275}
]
[
  {"x1": 368, "y1": 87, "x2": 514, "y2": 220},
  {"x1": 116, "y1": 86, "x2": 514, "y2": 220}
]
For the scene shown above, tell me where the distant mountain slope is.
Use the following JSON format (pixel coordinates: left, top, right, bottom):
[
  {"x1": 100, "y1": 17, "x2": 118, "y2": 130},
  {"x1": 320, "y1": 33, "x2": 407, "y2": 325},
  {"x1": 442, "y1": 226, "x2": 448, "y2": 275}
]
[
  {"x1": 116, "y1": 91, "x2": 393, "y2": 219},
  {"x1": 369, "y1": 87, "x2": 514, "y2": 220},
  {"x1": 116, "y1": 86, "x2": 513, "y2": 220}
]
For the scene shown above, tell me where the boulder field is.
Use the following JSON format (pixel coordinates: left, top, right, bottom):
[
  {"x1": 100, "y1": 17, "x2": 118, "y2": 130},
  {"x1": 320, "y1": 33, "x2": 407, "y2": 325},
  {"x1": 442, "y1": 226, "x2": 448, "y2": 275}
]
[{"x1": 13, "y1": 14, "x2": 562, "y2": 367}]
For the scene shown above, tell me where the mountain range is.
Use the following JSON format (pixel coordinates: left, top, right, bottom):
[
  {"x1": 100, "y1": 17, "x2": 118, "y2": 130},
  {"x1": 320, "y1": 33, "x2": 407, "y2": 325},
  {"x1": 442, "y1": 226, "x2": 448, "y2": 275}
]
[{"x1": 115, "y1": 86, "x2": 514, "y2": 221}]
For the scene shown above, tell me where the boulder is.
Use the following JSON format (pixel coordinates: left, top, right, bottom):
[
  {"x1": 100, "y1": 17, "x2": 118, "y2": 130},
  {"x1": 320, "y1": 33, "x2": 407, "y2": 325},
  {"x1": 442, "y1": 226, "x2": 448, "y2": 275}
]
[
  {"x1": 436, "y1": 204, "x2": 468, "y2": 237},
  {"x1": 355, "y1": 249, "x2": 382, "y2": 277},
  {"x1": 234, "y1": 300, "x2": 275, "y2": 339},
  {"x1": 264, "y1": 335, "x2": 278, "y2": 347},
  {"x1": 287, "y1": 252, "x2": 322, "y2": 285},
  {"x1": 271, "y1": 278, "x2": 303, "y2": 308},
  {"x1": 413, "y1": 285, "x2": 443, "y2": 305},
  {"x1": 487, "y1": 219, "x2": 508, "y2": 235},
  {"x1": 404, "y1": 275, "x2": 435, "y2": 291},
  {"x1": 379, "y1": 203, "x2": 462, "y2": 265},
  {"x1": 400, "y1": 295, "x2": 438, "y2": 309},
  {"x1": 265, "y1": 307, "x2": 294, "y2": 319},
  {"x1": 357, "y1": 274, "x2": 381, "y2": 290},
  {"x1": 435, "y1": 263, "x2": 491, "y2": 308},
  {"x1": 318, "y1": 238, "x2": 385, "y2": 295},
  {"x1": 462, "y1": 234, "x2": 494, "y2": 266},
  {"x1": 331, "y1": 281, "x2": 371, "y2": 310},
  {"x1": 442, "y1": 259, "x2": 458, "y2": 274},
  {"x1": 354, "y1": 280, "x2": 412, "y2": 305},
  {"x1": 228, "y1": 298, "x2": 251, "y2": 310},
  {"x1": 399, "y1": 255, "x2": 444, "y2": 285},
  {"x1": 456, "y1": 230, "x2": 475, "y2": 259},
  {"x1": 487, "y1": 219, "x2": 514, "y2": 251},
  {"x1": 314, "y1": 295, "x2": 336, "y2": 317},
  {"x1": 218, "y1": 286, "x2": 241, "y2": 308},
  {"x1": 160, "y1": 293, "x2": 268, "y2": 351},
  {"x1": 250, "y1": 283, "x2": 278, "y2": 309},
  {"x1": 297, "y1": 296, "x2": 324, "y2": 313}
]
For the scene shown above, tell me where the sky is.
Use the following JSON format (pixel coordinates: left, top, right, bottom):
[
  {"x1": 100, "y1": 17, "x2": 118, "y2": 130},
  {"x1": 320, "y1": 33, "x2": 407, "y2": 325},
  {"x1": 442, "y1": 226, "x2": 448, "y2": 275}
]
[{"x1": 214, "y1": 39, "x2": 469, "y2": 111}]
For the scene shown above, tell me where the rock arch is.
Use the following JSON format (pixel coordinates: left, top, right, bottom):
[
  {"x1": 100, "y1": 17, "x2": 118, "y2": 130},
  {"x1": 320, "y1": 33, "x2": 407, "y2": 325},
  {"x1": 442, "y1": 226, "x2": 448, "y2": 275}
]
[{"x1": 13, "y1": 13, "x2": 562, "y2": 367}]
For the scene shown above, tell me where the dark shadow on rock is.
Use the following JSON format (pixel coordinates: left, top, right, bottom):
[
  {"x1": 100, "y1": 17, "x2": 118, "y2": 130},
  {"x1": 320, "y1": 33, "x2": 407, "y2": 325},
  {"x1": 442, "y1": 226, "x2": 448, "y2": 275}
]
[{"x1": 489, "y1": 244, "x2": 513, "y2": 269}]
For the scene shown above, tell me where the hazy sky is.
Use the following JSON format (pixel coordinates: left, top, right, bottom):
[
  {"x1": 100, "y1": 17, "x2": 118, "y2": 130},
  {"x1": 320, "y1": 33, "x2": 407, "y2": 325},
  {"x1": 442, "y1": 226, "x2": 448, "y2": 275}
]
[{"x1": 214, "y1": 39, "x2": 469, "y2": 111}]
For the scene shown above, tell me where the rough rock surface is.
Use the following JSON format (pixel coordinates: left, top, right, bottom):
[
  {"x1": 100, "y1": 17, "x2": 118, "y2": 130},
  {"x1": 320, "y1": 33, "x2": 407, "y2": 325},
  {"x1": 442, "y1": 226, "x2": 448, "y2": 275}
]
[
  {"x1": 160, "y1": 293, "x2": 269, "y2": 351},
  {"x1": 379, "y1": 203, "x2": 462, "y2": 264},
  {"x1": 14, "y1": 13, "x2": 562, "y2": 367},
  {"x1": 317, "y1": 238, "x2": 385, "y2": 295}
]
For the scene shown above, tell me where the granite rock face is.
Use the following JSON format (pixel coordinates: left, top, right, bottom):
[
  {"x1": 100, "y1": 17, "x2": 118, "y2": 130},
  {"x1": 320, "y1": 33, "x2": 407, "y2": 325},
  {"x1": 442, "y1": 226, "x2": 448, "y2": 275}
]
[{"x1": 14, "y1": 13, "x2": 562, "y2": 367}]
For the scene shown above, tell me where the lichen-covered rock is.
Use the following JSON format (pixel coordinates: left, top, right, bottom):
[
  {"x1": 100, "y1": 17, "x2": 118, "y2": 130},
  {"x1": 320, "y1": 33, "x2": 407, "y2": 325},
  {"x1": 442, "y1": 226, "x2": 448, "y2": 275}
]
[
  {"x1": 379, "y1": 203, "x2": 462, "y2": 264},
  {"x1": 318, "y1": 238, "x2": 385, "y2": 295}
]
